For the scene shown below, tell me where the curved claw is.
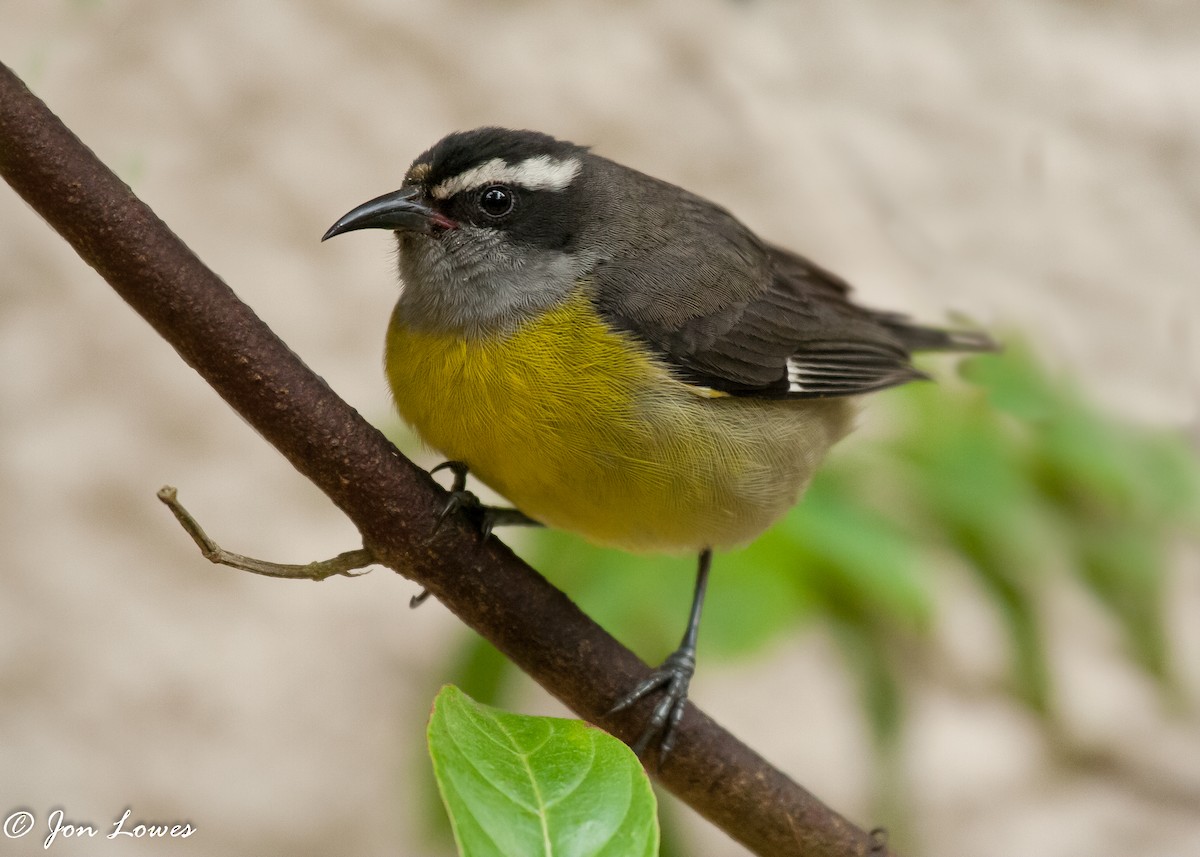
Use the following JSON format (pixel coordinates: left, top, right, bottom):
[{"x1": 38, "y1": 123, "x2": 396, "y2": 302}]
[
  {"x1": 438, "y1": 489, "x2": 479, "y2": 520},
  {"x1": 431, "y1": 489, "x2": 496, "y2": 542},
  {"x1": 430, "y1": 460, "x2": 469, "y2": 494}
]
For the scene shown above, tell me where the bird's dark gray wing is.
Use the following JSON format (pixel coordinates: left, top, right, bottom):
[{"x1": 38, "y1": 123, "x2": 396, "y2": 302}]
[{"x1": 588, "y1": 190, "x2": 993, "y2": 399}]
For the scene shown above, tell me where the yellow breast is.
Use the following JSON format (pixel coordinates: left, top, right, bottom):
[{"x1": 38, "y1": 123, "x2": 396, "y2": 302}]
[{"x1": 385, "y1": 289, "x2": 852, "y2": 552}]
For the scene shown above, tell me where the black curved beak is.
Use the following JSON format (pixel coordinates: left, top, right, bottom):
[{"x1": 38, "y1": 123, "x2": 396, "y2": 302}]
[{"x1": 321, "y1": 186, "x2": 435, "y2": 241}]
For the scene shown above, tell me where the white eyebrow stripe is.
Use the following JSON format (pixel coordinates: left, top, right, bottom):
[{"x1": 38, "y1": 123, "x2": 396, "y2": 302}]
[{"x1": 430, "y1": 155, "x2": 581, "y2": 199}]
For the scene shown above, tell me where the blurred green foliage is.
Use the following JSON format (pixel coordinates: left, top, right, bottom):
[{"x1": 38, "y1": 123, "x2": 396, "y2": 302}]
[{"x1": 421, "y1": 341, "x2": 1199, "y2": 850}]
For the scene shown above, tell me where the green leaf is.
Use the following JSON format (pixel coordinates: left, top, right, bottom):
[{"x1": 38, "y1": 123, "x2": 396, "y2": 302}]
[{"x1": 427, "y1": 685, "x2": 659, "y2": 857}]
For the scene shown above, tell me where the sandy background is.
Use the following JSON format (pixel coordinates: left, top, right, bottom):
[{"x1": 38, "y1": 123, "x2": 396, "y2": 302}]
[{"x1": 2, "y1": 1, "x2": 1198, "y2": 855}]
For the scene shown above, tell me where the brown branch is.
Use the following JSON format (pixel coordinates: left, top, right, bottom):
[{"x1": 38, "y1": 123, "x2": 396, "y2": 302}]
[{"x1": 0, "y1": 60, "x2": 896, "y2": 857}]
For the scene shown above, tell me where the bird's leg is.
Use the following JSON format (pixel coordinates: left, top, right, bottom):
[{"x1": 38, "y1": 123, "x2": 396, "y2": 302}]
[
  {"x1": 411, "y1": 460, "x2": 542, "y2": 608},
  {"x1": 609, "y1": 547, "x2": 713, "y2": 762}
]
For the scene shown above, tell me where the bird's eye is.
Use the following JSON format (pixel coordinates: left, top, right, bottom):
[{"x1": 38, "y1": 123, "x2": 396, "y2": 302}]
[{"x1": 478, "y1": 185, "x2": 515, "y2": 218}]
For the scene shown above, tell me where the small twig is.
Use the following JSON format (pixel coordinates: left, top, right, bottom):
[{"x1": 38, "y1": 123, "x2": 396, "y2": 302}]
[{"x1": 157, "y1": 486, "x2": 375, "y2": 581}]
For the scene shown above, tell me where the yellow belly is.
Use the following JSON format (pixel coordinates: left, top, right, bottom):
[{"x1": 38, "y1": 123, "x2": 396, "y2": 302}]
[{"x1": 385, "y1": 290, "x2": 853, "y2": 552}]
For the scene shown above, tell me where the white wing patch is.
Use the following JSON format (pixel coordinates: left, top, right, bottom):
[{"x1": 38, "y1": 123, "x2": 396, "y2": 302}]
[
  {"x1": 431, "y1": 155, "x2": 582, "y2": 199},
  {"x1": 786, "y1": 351, "x2": 925, "y2": 396},
  {"x1": 786, "y1": 358, "x2": 807, "y2": 393}
]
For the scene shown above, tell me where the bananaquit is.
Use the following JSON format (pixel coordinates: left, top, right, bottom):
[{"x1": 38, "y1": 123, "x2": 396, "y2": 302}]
[{"x1": 323, "y1": 127, "x2": 994, "y2": 756}]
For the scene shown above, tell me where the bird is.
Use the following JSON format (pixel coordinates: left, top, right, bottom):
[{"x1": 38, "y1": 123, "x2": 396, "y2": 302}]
[{"x1": 322, "y1": 127, "x2": 994, "y2": 758}]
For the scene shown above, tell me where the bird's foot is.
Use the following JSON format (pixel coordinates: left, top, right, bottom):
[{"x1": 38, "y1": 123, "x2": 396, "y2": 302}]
[
  {"x1": 413, "y1": 461, "x2": 541, "y2": 609},
  {"x1": 430, "y1": 460, "x2": 539, "y2": 540},
  {"x1": 609, "y1": 644, "x2": 696, "y2": 761}
]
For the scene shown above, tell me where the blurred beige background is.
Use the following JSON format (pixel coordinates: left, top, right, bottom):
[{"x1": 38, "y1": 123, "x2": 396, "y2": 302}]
[{"x1": 2, "y1": 1, "x2": 1198, "y2": 855}]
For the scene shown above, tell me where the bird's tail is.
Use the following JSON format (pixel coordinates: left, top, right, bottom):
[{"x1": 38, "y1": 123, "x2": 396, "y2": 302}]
[{"x1": 873, "y1": 312, "x2": 999, "y2": 354}]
